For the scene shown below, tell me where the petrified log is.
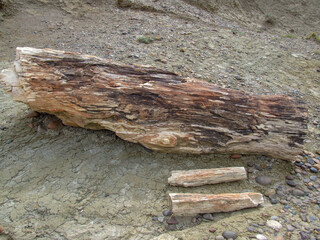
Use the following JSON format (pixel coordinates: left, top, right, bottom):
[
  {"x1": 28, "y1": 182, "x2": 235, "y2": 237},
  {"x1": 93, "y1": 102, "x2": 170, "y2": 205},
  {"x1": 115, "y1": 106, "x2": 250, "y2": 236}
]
[
  {"x1": 0, "y1": 47, "x2": 307, "y2": 160},
  {"x1": 169, "y1": 192, "x2": 264, "y2": 216},
  {"x1": 168, "y1": 167, "x2": 247, "y2": 187}
]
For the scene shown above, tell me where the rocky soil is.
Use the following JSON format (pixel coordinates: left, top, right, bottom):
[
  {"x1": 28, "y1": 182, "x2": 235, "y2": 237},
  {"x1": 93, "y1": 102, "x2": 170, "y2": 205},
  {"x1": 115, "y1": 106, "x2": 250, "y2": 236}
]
[{"x1": 0, "y1": 0, "x2": 320, "y2": 239}]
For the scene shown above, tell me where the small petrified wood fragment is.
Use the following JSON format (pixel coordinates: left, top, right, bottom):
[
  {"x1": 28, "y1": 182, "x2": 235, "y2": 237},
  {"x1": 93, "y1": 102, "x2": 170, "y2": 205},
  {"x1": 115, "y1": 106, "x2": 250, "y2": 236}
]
[
  {"x1": 169, "y1": 192, "x2": 264, "y2": 216},
  {"x1": 0, "y1": 47, "x2": 307, "y2": 160},
  {"x1": 168, "y1": 167, "x2": 247, "y2": 187}
]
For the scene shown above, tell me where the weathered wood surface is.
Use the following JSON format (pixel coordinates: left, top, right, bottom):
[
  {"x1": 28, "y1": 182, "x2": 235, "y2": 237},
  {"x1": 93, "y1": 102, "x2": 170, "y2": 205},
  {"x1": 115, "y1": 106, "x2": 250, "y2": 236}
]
[
  {"x1": 0, "y1": 47, "x2": 308, "y2": 160},
  {"x1": 168, "y1": 167, "x2": 247, "y2": 187},
  {"x1": 169, "y1": 192, "x2": 264, "y2": 216}
]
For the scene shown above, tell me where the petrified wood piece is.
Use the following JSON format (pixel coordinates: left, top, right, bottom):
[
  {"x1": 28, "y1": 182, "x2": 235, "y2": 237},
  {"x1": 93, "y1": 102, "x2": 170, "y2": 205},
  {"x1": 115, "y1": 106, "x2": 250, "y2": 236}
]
[
  {"x1": 169, "y1": 192, "x2": 264, "y2": 216},
  {"x1": 0, "y1": 47, "x2": 307, "y2": 160},
  {"x1": 168, "y1": 167, "x2": 247, "y2": 187}
]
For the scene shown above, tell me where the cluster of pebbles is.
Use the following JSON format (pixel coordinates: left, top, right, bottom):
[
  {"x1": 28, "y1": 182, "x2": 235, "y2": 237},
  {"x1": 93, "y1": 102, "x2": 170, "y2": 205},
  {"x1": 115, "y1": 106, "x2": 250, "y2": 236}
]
[{"x1": 150, "y1": 151, "x2": 320, "y2": 239}]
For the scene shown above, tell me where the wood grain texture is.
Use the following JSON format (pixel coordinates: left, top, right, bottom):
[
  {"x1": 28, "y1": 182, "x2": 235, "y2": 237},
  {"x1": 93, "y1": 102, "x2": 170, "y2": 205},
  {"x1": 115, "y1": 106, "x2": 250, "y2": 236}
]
[
  {"x1": 168, "y1": 167, "x2": 247, "y2": 187},
  {"x1": 0, "y1": 47, "x2": 308, "y2": 160},
  {"x1": 169, "y1": 192, "x2": 264, "y2": 216}
]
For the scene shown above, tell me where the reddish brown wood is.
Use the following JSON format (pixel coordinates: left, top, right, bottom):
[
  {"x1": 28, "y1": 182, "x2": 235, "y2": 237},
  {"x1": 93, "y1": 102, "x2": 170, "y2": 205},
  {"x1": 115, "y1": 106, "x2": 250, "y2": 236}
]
[{"x1": 0, "y1": 47, "x2": 307, "y2": 160}]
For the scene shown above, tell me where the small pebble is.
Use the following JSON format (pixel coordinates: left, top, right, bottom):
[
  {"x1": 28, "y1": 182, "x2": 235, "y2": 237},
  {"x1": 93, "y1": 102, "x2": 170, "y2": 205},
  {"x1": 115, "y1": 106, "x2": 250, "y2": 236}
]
[
  {"x1": 310, "y1": 176, "x2": 317, "y2": 181},
  {"x1": 266, "y1": 220, "x2": 282, "y2": 231},
  {"x1": 284, "y1": 205, "x2": 290, "y2": 210},
  {"x1": 104, "y1": 193, "x2": 110, "y2": 197},
  {"x1": 167, "y1": 216, "x2": 178, "y2": 225},
  {"x1": 222, "y1": 231, "x2": 237, "y2": 239},
  {"x1": 215, "y1": 236, "x2": 224, "y2": 240},
  {"x1": 286, "y1": 224, "x2": 295, "y2": 232},
  {"x1": 203, "y1": 213, "x2": 214, "y2": 221},
  {"x1": 264, "y1": 189, "x2": 276, "y2": 197},
  {"x1": 47, "y1": 120, "x2": 62, "y2": 130},
  {"x1": 286, "y1": 180, "x2": 297, "y2": 187},
  {"x1": 255, "y1": 234, "x2": 267, "y2": 240},
  {"x1": 163, "y1": 210, "x2": 172, "y2": 216},
  {"x1": 231, "y1": 154, "x2": 242, "y2": 159},
  {"x1": 158, "y1": 216, "x2": 164, "y2": 223},
  {"x1": 26, "y1": 111, "x2": 39, "y2": 118},
  {"x1": 191, "y1": 217, "x2": 197, "y2": 223},
  {"x1": 247, "y1": 226, "x2": 256, "y2": 232},
  {"x1": 270, "y1": 197, "x2": 278, "y2": 204},
  {"x1": 292, "y1": 189, "x2": 305, "y2": 196},
  {"x1": 6, "y1": 139, "x2": 13, "y2": 144},
  {"x1": 310, "y1": 167, "x2": 318, "y2": 173},
  {"x1": 255, "y1": 176, "x2": 272, "y2": 186},
  {"x1": 152, "y1": 216, "x2": 158, "y2": 221},
  {"x1": 209, "y1": 228, "x2": 216, "y2": 233},
  {"x1": 0, "y1": 226, "x2": 3, "y2": 233},
  {"x1": 270, "y1": 216, "x2": 278, "y2": 220},
  {"x1": 295, "y1": 161, "x2": 303, "y2": 167}
]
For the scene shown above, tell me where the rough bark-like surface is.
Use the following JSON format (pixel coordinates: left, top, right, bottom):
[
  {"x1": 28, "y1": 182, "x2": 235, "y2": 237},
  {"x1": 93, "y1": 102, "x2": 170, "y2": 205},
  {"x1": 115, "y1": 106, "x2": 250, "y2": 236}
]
[
  {"x1": 169, "y1": 192, "x2": 264, "y2": 216},
  {"x1": 0, "y1": 47, "x2": 307, "y2": 160},
  {"x1": 168, "y1": 167, "x2": 247, "y2": 187}
]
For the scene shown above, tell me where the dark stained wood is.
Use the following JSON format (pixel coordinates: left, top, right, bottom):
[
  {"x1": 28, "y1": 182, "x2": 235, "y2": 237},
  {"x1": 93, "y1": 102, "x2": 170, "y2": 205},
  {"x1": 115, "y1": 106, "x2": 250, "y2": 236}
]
[{"x1": 0, "y1": 47, "x2": 308, "y2": 160}]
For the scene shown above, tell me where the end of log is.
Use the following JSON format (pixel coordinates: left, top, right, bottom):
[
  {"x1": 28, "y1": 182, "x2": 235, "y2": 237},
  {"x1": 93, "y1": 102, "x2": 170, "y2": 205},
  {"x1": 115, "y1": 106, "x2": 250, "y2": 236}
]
[{"x1": 168, "y1": 192, "x2": 264, "y2": 216}]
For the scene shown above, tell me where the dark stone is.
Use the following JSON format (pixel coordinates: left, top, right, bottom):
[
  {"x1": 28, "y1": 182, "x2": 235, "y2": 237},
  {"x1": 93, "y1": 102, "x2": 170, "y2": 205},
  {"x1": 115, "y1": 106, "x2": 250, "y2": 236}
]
[
  {"x1": 300, "y1": 231, "x2": 311, "y2": 240},
  {"x1": 167, "y1": 216, "x2": 178, "y2": 225},
  {"x1": 104, "y1": 193, "x2": 110, "y2": 197},
  {"x1": 308, "y1": 185, "x2": 314, "y2": 190},
  {"x1": 222, "y1": 230, "x2": 238, "y2": 239},
  {"x1": 203, "y1": 213, "x2": 214, "y2": 221},
  {"x1": 286, "y1": 180, "x2": 297, "y2": 187},
  {"x1": 163, "y1": 210, "x2": 172, "y2": 216},
  {"x1": 6, "y1": 139, "x2": 13, "y2": 144},
  {"x1": 310, "y1": 167, "x2": 318, "y2": 173},
  {"x1": 255, "y1": 176, "x2": 272, "y2": 186},
  {"x1": 209, "y1": 228, "x2": 216, "y2": 233},
  {"x1": 152, "y1": 216, "x2": 158, "y2": 221},
  {"x1": 295, "y1": 161, "x2": 303, "y2": 167},
  {"x1": 247, "y1": 226, "x2": 256, "y2": 232}
]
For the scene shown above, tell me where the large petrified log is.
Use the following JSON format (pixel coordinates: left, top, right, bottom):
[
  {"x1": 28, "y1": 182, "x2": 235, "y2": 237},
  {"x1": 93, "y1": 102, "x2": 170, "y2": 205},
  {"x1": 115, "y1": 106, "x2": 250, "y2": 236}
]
[
  {"x1": 169, "y1": 192, "x2": 264, "y2": 216},
  {"x1": 168, "y1": 167, "x2": 247, "y2": 187},
  {"x1": 0, "y1": 47, "x2": 307, "y2": 160}
]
